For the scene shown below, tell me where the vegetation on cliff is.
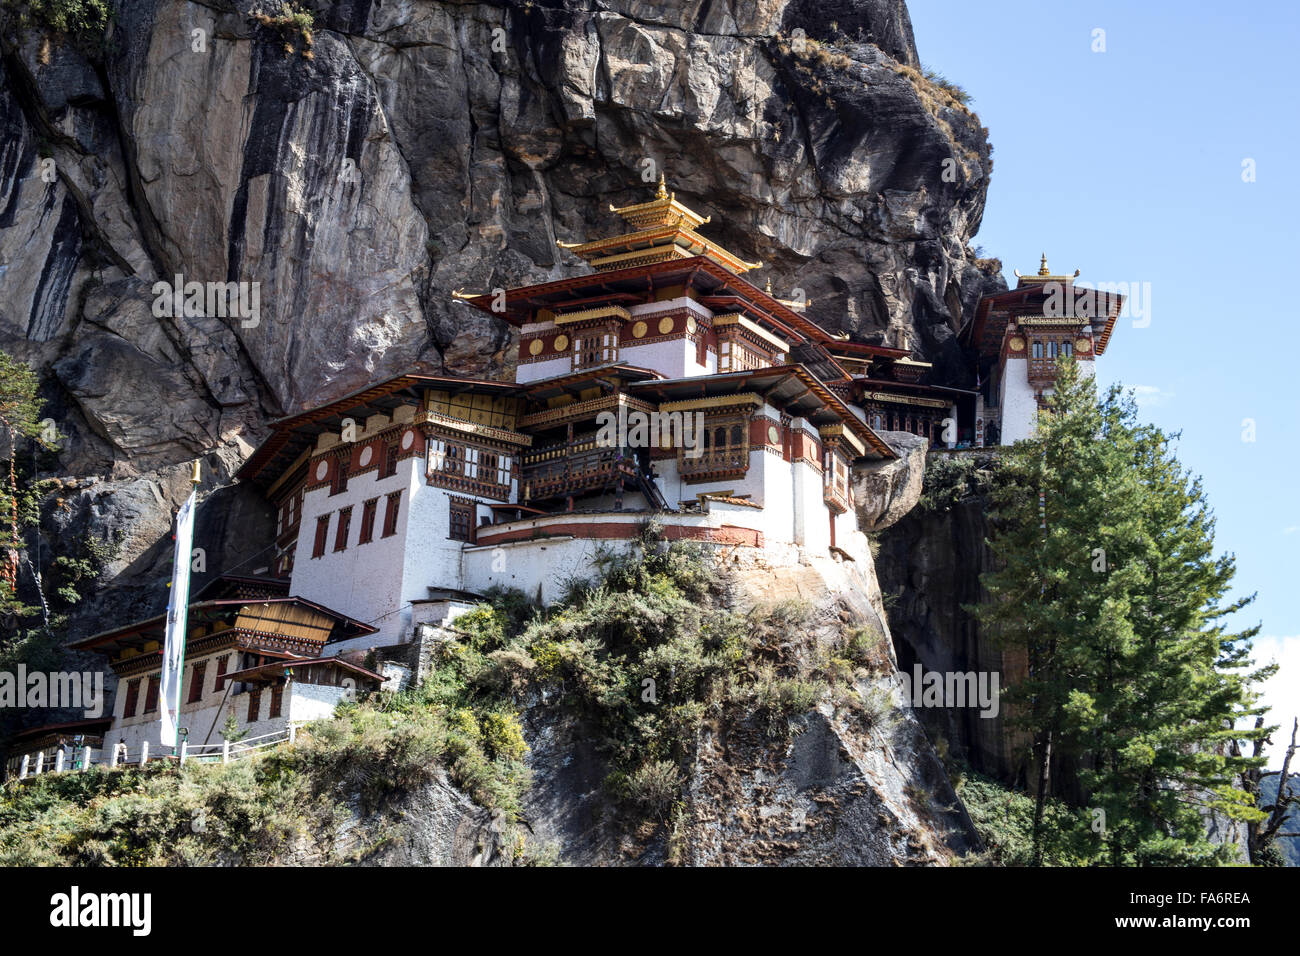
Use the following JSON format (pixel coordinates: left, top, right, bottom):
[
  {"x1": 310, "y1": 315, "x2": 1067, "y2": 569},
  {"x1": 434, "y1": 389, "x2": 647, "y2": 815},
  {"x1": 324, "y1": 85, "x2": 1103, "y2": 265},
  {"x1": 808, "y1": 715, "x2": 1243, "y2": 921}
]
[
  {"x1": 971, "y1": 359, "x2": 1273, "y2": 865},
  {"x1": 0, "y1": 351, "x2": 109, "y2": 684},
  {"x1": 0, "y1": 526, "x2": 898, "y2": 864}
]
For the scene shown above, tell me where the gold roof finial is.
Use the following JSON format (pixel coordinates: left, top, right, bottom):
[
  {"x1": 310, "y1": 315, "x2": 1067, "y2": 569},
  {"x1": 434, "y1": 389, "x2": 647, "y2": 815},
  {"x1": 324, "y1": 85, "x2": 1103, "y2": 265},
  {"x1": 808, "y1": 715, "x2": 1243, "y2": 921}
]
[
  {"x1": 765, "y1": 277, "x2": 773, "y2": 294},
  {"x1": 1014, "y1": 255, "x2": 1082, "y2": 287},
  {"x1": 656, "y1": 173, "x2": 668, "y2": 201}
]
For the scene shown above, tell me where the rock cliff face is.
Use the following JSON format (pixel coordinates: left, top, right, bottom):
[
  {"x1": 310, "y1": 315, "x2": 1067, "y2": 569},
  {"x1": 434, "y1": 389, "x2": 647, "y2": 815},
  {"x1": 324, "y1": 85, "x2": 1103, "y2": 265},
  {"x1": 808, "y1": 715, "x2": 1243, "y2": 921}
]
[
  {"x1": 874, "y1": 476, "x2": 1022, "y2": 782},
  {"x1": 0, "y1": 0, "x2": 998, "y2": 634},
  {"x1": 1, "y1": 0, "x2": 998, "y2": 863}
]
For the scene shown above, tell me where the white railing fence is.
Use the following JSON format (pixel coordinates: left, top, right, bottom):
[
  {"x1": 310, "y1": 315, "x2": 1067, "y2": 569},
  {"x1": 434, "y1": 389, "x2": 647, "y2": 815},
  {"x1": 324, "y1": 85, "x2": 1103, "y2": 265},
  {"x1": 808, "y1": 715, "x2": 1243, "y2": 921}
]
[{"x1": 5, "y1": 725, "x2": 300, "y2": 782}]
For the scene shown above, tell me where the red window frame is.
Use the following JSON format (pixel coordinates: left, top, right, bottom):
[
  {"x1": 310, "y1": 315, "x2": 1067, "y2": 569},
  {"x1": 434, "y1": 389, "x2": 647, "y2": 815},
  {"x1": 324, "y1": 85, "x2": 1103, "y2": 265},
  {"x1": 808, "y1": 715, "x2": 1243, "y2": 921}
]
[
  {"x1": 144, "y1": 675, "x2": 160, "y2": 714},
  {"x1": 359, "y1": 498, "x2": 378, "y2": 544},
  {"x1": 122, "y1": 678, "x2": 139, "y2": 718},
  {"x1": 187, "y1": 661, "x2": 207, "y2": 703},
  {"x1": 449, "y1": 497, "x2": 475, "y2": 543},
  {"x1": 382, "y1": 491, "x2": 401, "y2": 538},
  {"x1": 380, "y1": 442, "x2": 399, "y2": 479},
  {"x1": 330, "y1": 456, "x2": 349, "y2": 496},
  {"x1": 247, "y1": 687, "x2": 260, "y2": 723},
  {"x1": 334, "y1": 506, "x2": 352, "y2": 552},
  {"x1": 312, "y1": 514, "x2": 330, "y2": 558}
]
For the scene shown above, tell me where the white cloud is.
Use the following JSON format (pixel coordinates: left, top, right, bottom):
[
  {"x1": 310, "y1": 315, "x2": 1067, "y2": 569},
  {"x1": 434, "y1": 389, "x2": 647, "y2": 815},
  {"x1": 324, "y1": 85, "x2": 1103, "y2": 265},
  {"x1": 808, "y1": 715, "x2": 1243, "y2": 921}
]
[
  {"x1": 1128, "y1": 384, "x2": 1175, "y2": 409},
  {"x1": 1246, "y1": 635, "x2": 1300, "y2": 770},
  {"x1": 1284, "y1": 526, "x2": 1300, "y2": 535}
]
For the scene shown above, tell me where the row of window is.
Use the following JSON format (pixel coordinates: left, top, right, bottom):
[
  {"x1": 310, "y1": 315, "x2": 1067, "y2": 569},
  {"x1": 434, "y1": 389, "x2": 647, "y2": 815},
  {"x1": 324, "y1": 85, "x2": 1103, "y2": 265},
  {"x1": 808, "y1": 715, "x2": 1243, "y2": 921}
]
[
  {"x1": 329, "y1": 441, "x2": 402, "y2": 497},
  {"x1": 122, "y1": 668, "x2": 284, "y2": 722},
  {"x1": 430, "y1": 440, "x2": 511, "y2": 486},
  {"x1": 120, "y1": 654, "x2": 234, "y2": 718},
  {"x1": 868, "y1": 411, "x2": 944, "y2": 443},
  {"x1": 312, "y1": 491, "x2": 402, "y2": 558},
  {"x1": 573, "y1": 329, "x2": 619, "y2": 369},
  {"x1": 717, "y1": 338, "x2": 782, "y2": 374},
  {"x1": 1030, "y1": 339, "x2": 1073, "y2": 359}
]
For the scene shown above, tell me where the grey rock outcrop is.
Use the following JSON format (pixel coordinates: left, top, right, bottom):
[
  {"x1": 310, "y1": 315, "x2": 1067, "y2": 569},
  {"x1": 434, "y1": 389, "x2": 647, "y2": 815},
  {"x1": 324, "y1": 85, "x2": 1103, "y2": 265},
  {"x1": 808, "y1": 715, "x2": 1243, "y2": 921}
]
[
  {"x1": 505, "y1": 548, "x2": 979, "y2": 866},
  {"x1": 853, "y1": 429, "x2": 927, "y2": 532}
]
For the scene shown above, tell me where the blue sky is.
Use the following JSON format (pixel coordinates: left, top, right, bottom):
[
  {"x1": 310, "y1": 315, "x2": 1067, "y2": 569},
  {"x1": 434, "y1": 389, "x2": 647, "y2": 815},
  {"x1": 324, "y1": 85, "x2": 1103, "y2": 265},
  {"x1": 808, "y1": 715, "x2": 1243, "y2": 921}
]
[{"x1": 909, "y1": 0, "x2": 1299, "y2": 765}]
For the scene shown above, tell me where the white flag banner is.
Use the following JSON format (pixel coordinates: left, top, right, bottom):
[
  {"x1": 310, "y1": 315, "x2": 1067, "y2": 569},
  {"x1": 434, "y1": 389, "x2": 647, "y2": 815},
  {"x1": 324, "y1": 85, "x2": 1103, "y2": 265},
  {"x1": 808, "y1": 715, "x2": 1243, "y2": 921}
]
[{"x1": 159, "y1": 487, "x2": 196, "y2": 749}]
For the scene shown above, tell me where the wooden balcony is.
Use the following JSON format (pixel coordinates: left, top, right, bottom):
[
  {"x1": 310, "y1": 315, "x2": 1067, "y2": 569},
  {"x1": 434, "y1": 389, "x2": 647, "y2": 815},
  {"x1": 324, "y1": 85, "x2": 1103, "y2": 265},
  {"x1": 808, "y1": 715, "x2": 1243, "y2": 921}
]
[
  {"x1": 1027, "y1": 357, "x2": 1058, "y2": 385},
  {"x1": 428, "y1": 468, "x2": 512, "y2": 501},
  {"x1": 823, "y1": 482, "x2": 852, "y2": 515},
  {"x1": 520, "y1": 444, "x2": 638, "y2": 502},
  {"x1": 678, "y1": 447, "x2": 749, "y2": 484}
]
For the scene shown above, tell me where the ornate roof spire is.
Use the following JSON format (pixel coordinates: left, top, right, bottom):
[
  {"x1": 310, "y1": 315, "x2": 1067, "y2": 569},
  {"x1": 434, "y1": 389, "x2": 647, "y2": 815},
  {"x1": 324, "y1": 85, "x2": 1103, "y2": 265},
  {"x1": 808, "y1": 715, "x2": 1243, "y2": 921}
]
[
  {"x1": 656, "y1": 173, "x2": 668, "y2": 201},
  {"x1": 1012, "y1": 253, "x2": 1082, "y2": 287}
]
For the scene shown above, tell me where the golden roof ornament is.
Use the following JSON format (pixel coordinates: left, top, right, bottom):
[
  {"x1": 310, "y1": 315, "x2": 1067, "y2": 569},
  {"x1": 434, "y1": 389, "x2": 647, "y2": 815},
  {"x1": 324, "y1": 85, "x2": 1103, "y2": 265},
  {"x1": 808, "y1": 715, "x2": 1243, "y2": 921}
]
[
  {"x1": 1013, "y1": 252, "x2": 1081, "y2": 285},
  {"x1": 568, "y1": 176, "x2": 762, "y2": 275}
]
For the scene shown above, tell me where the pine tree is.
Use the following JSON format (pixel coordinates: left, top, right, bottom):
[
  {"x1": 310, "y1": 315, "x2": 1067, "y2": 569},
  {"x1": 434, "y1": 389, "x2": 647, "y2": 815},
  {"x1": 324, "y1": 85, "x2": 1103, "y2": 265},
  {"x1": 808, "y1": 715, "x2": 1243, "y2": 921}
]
[{"x1": 972, "y1": 359, "x2": 1272, "y2": 864}]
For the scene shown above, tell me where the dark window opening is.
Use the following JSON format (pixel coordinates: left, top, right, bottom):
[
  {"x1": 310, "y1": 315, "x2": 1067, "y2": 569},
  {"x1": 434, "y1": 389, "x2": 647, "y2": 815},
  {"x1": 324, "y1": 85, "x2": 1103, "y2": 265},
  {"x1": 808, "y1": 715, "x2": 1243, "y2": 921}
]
[
  {"x1": 312, "y1": 515, "x2": 330, "y2": 558},
  {"x1": 381, "y1": 442, "x2": 399, "y2": 479},
  {"x1": 122, "y1": 678, "x2": 139, "y2": 719},
  {"x1": 187, "y1": 661, "x2": 207, "y2": 704},
  {"x1": 382, "y1": 491, "x2": 402, "y2": 538},
  {"x1": 449, "y1": 498, "x2": 475, "y2": 543},
  {"x1": 334, "y1": 506, "x2": 352, "y2": 552},
  {"x1": 330, "y1": 457, "x2": 349, "y2": 496},
  {"x1": 359, "y1": 498, "x2": 378, "y2": 544}
]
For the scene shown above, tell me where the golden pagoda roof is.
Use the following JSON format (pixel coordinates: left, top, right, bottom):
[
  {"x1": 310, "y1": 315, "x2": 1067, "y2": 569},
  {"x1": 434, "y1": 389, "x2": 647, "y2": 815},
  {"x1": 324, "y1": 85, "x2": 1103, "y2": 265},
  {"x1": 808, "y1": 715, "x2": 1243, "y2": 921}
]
[
  {"x1": 557, "y1": 175, "x2": 762, "y2": 275},
  {"x1": 1014, "y1": 253, "x2": 1080, "y2": 286},
  {"x1": 608, "y1": 174, "x2": 711, "y2": 230}
]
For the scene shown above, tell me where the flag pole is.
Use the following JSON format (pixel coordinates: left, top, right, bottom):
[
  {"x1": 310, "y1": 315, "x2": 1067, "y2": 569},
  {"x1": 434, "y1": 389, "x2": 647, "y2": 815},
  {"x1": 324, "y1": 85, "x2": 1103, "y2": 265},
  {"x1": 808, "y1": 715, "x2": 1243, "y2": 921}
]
[
  {"x1": 160, "y1": 460, "x2": 201, "y2": 757},
  {"x1": 175, "y1": 460, "x2": 200, "y2": 757}
]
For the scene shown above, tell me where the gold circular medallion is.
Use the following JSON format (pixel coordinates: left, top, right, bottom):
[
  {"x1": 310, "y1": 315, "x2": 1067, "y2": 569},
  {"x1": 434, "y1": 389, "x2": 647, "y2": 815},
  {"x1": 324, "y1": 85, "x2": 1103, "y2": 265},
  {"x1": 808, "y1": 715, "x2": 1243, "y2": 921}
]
[
  {"x1": 658, "y1": 316, "x2": 674, "y2": 335},
  {"x1": 632, "y1": 321, "x2": 648, "y2": 339},
  {"x1": 1075, "y1": 337, "x2": 1092, "y2": 353},
  {"x1": 1009, "y1": 336, "x2": 1025, "y2": 352},
  {"x1": 686, "y1": 316, "x2": 697, "y2": 334},
  {"x1": 528, "y1": 339, "x2": 543, "y2": 356},
  {"x1": 767, "y1": 425, "x2": 781, "y2": 445},
  {"x1": 554, "y1": 334, "x2": 569, "y2": 352}
]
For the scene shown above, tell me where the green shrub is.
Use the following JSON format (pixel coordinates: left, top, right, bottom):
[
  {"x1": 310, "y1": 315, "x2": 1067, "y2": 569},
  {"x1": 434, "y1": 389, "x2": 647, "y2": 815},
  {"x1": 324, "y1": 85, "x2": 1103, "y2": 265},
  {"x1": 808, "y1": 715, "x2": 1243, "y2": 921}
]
[
  {"x1": 624, "y1": 760, "x2": 682, "y2": 818},
  {"x1": 955, "y1": 770, "x2": 1094, "y2": 866}
]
